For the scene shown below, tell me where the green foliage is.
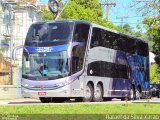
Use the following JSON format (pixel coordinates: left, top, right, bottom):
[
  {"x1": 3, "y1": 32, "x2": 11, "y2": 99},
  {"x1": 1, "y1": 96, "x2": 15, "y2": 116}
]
[
  {"x1": 150, "y1": 64, "x2": 160, "y2": 83},
  {"x1": 122, "y1": 24, "x2": 133, "y2": 33},
  {"x1": 143, "y1": 16, "x2": 160, "y2": 65},
  {"x1": 60, "y1": 0, "x2": 129, "y2": 33},
  {"x1": 0, "y1": 46, "x2": 4, "y2": 51},
  {"x1": 42, "y1": 0, "x2": 134, "y2": 34},
  {"x1": 60, "y1": 0, "x2": 102, "y2": 23},
  {"x1": 42, "y1": 10, "x2": 54, "y2": 20}
]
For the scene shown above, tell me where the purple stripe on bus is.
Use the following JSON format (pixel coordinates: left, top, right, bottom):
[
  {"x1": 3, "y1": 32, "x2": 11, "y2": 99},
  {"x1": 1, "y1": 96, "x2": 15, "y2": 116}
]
[{"x1": 22, "y1": 70, "x2": 83, "y2": 87}]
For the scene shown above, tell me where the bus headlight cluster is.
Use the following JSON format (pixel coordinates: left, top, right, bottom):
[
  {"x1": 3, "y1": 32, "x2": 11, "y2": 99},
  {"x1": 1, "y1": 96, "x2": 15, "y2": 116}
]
[
  {"x1": 56, "y1": 82, "x2": 66, "y2": 87},
  {"x1": 21, "y1": 83, "x2": 29, "y2": 87},
  {"x1": 55, "y1": 79, "x2": 70, "y2": 87}
]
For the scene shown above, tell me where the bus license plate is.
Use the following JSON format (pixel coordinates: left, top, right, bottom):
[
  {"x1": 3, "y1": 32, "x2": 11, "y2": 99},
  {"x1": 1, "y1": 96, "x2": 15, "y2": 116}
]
[{"x1": 38, "y1": 92, "x2": 46, "y2": 96}]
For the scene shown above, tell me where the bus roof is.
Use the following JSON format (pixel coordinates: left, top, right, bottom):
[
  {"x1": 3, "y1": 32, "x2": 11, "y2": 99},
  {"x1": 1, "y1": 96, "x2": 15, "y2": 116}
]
[
  {"x1": 33, "y1": 20, "x2": 147, "y2": 44},
  {"x1": 33, "y1": 20, "x2": 91, "y2": 26}
]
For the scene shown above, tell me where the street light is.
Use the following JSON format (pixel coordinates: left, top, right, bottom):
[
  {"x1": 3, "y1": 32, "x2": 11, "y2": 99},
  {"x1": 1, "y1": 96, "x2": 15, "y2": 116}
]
[
  {"x1": 48, "y1": 0, "x2": 60, "y2": 14},
  {"x1": 48, "y1": 0, "x2": 70, "y2": 20}
]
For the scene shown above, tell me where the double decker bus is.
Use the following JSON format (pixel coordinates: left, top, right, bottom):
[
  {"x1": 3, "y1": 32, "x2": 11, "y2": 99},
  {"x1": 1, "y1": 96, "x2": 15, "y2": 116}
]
[{"x1": 13, "y1": 20, "x2": 150, "y2": 103}]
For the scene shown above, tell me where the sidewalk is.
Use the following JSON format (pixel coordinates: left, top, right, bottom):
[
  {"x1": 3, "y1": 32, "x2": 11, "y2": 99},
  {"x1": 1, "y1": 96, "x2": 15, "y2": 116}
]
[{"x1": 0, "y1": 98, "x2": 40, "y2": 105}]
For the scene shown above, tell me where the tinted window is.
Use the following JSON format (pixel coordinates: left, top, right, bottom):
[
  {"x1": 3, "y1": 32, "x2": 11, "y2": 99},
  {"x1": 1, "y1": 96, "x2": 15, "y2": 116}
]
[
  {"x1": 73, "y1": 24, "x2": 90, "y2": 43},
  {"x1": 71, "y1": 23, "x2": 90, "y2": 74},
  {"x1": 87, "y1": 61, "x2": 129, "y2": 79},
  {"x1": 71, "y1": 45, "x2": 86, "y2": 74},
  {"x1": 25, "y1": 22, "x2": 74, "y2": 47},
  {"x1": 136, "y1": 41, "x2": 149, "y2": 56},
  {"x1": 90, "y1": 27, "x2": 149, "y2": 57}
]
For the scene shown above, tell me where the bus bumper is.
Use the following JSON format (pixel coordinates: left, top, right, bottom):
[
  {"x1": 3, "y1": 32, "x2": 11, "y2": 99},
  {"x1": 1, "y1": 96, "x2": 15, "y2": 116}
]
[{"x1": 21, "y1": 85, "x2": 71, "y2": 98}]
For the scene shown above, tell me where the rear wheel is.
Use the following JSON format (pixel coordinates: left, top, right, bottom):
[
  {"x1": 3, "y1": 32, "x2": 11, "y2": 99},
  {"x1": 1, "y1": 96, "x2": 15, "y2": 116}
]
[
  {"x1": 135, "y1": 88, "x2": 141, "y2": 100},
  {"x1": 39, "y1": 97, "x2": 52, "y2": 103},
  {"x1": 129, "y1": 87, "x2": 136, "y2": 100},
  {"x1": 82, "y1": 83, "x2": 94, "y2": 102},
  {"x1": 93, "y1": 84, "x2": 103, "y2": 102}
]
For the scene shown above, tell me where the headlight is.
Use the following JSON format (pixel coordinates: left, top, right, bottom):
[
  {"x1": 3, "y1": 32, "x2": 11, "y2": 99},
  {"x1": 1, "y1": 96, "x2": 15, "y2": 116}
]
[
  {"x1": 22, "y1": 83, "x2": 29, "y2": 87},
  {"x1": 56, "y1": 79, "x2": 70, "y2": 87}
]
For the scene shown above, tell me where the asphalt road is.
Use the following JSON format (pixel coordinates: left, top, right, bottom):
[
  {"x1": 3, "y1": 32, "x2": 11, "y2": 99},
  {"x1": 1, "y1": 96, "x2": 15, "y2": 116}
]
[{"x1": 0, "y1": 97, "x2": 160, "y2": 106}]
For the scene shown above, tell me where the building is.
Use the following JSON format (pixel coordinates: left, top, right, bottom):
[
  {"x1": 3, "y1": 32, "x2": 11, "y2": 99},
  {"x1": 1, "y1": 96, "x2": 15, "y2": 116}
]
[{"x1": 0, "y1": 0, "x2": 42, "y2": 99}]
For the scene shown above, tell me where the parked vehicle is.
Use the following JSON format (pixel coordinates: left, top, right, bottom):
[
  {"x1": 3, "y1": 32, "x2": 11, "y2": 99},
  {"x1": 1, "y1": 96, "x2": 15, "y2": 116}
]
[{"x1": 150, "y1": 83, "x2": 160, "y2": 98}]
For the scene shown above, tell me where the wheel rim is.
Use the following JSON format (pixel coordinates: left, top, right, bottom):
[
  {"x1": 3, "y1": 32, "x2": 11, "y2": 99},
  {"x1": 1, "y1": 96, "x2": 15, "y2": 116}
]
[
  {"x1": 130, "y1": 89, "x2": 134, "y2": 99},
  {"x1": 94, "y1": 87, "x2": 101, "y2": 99},
  {"x1": 85, "y1": 86, "x2": 91, "y2": 99}
]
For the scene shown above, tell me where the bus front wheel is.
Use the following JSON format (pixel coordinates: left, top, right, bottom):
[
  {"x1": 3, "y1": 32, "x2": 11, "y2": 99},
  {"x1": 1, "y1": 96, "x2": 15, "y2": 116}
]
[{"x1": 82, "y1": 83, "x2": 94, "y2": 102}]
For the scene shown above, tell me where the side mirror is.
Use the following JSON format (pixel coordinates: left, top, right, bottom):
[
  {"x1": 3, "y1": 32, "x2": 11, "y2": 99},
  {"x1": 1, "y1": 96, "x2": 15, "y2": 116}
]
[{"x1": 12, "y1": 45, "x2": 24, "y2": 60}]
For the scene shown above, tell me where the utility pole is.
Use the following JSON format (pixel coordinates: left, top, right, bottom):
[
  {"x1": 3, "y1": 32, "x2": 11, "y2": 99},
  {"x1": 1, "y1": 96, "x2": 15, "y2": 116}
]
[
  {"x1": 116, "y1": 16, "x2": 128, "y2": 28},
  {"x1": 100, "y1": 0, "x2": 116, "y2": 22}
]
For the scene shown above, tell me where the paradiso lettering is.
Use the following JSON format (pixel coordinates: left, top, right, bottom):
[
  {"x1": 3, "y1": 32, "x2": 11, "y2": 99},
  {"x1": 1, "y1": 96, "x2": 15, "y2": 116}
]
[{"x1": 36, "y1": 47, "x2": 53, "y2": 52}]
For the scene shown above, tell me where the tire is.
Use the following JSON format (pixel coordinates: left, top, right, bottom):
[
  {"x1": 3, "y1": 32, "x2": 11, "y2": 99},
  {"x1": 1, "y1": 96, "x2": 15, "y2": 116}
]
[
  {"x1": 93, "y1": 84, "x2": 103, "y2": 102},
  {"x1": 39, "y1": 97, "x2": 52, "y2": 103},
  {"x1": 82, "y1": 83, "x2": 94, "y2": 102},
  {"x1": 129, "y1": 87, "x2": 136, "y2": 100},
  {"x1": 135, "y1": 88, "x2": 141, "y2": 100}
]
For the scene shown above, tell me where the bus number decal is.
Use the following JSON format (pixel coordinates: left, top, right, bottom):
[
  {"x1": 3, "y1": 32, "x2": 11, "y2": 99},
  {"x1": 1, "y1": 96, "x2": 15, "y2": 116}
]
[{"x1": 36, "y1": 47, "x2": 53, "y2": 52}]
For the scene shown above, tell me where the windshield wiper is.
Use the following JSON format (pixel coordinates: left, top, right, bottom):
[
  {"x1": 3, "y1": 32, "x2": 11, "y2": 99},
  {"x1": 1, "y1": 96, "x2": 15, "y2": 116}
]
[{"x1": 38, "y1": 70, "x2": 43, "y2": 76}]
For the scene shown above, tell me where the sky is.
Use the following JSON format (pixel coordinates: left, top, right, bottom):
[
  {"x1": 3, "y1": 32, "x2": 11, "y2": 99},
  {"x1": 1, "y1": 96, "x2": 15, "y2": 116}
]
[
  {"x1": 39, "y1": 0, "x2": 158, "y2": 32},
  {"x1": 101, "y1": 0, "x2": 158, "y2": 32}
]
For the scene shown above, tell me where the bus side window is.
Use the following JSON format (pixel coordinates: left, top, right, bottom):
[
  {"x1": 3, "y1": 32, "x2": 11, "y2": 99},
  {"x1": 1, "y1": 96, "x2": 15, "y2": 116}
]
[
  {"x1": 73, "y1": 24, "x2": 90, "y2": 43},
  {"x1": 91, "y1": 28, "x2": 100, "y2": 48},
  {"x1": 71, "y1": 45, "x2": 85, "y2": 74}
]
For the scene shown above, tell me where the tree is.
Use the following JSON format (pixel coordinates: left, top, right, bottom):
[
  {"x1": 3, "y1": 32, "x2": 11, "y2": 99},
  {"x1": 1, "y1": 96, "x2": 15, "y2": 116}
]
[
  {"x1": 130, "y1": 0, "x2": 159, "y2": 16},
  {"x1": 41, "y1": 0, "x2": 131, "y2": 33},
  {"x1": 60, "y1": 0, "x2": 103, "y2": 24},
  {"x1": 122, "y1": 24, "x2": 133, "y2": 33},
  {"x1": 60, "y1": 0, "x2": 129, "y2": 31},
  {"x1": 42, "y1": 10, "x2": 54, "y2": 20},
  {"x1": 150, "y1": 64, "x2": 160, "y2": 83},
  {"x1": 143, "y1": 15, "x2": 160, "y2": 65}
]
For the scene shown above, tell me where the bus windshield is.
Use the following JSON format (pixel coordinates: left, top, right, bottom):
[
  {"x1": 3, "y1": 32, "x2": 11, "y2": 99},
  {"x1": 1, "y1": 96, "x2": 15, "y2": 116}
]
[
  {"x1": 22, "y1": 51, "x2": 69, "y2": 80},
  {"x1": 25, "y1": 22, "x2": 74, "y2": 46}
]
